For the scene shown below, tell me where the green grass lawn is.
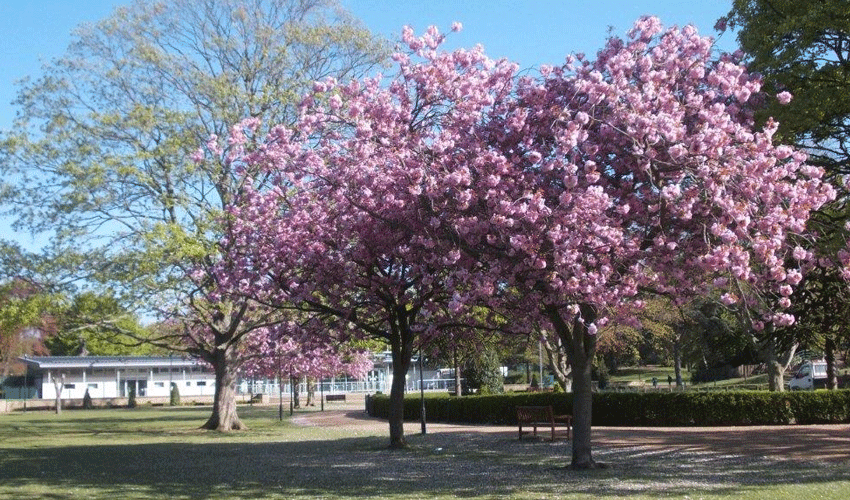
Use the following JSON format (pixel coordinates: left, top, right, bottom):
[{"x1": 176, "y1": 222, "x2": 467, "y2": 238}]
[
  {"x1": 607, "y1": 366, "x2": 678, "y2": 385},
  {"x1": 607, "y1": 365, "x2": 777, "y2": 390},
  {"x1": 1, "y1": 405, "x2": 849, "y2": 499}
]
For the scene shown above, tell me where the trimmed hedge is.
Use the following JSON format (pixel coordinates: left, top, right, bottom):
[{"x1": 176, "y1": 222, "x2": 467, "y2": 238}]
[{"x1": 367, "y1": 390, "x2": 850, "y2": 426}]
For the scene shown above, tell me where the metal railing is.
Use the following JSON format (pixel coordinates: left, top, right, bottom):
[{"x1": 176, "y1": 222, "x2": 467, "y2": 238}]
[{"x1": 238, "y1": 377, "x2": 461, "y2": 396}]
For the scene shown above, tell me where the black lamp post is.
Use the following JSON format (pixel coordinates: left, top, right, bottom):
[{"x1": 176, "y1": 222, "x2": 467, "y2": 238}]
[
  {"x1": 419, "y1": 346, "x2": 426, "y2": 435},
  {"x1": 23, "y1": 357, "x2": 29, "y2": 413},
  {"x1": 277, "y1": 347, "x2": 283, "y2": 422}
]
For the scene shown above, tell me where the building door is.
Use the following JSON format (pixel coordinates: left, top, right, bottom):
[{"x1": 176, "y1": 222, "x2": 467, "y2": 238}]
[{"x1": 121, "y1": 379, "x2": 148, "y2": 397}]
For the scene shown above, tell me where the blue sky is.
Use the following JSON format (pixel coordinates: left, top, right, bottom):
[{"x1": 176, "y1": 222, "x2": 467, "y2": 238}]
[{"x1": 0, "y1": 0, "x2": 735, "y2": 249}]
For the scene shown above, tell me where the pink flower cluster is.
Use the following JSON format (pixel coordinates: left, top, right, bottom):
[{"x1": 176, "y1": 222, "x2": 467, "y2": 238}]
[{"x1": 215, "y1": 17, "x2": 835, "y2": 368}]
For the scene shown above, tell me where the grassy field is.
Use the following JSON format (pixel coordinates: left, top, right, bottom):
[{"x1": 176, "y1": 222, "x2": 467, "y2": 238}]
[
  {"x1": 606, "y1": 365, "x2": 777, "y2": 390},
  {"x1": 1, "y1": 405, "x2": 849, "y2": 499}
]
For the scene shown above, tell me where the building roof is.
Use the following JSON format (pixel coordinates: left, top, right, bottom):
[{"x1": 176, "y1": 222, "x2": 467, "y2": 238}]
[{"x1": 19, "y1": 356, "x2": 205, "y2": 370}]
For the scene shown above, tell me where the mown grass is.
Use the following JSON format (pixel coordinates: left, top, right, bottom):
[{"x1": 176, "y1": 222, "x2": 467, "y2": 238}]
[
  {"x1": 1, "y1": 405, "x2": 849, "y2": 499},
  {"x1": 607, "y1": 366, "x2": 678, "y2": 385},
  {"x1": 607, "y1": 365, "x2": 776, "y2": 390}
]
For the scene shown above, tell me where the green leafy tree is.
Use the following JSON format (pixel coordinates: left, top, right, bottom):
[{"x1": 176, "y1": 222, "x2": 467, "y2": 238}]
[
  {"x1": 0, "y1": 279, "x2": 54, "y2": 377},
  {"x1": 726, "y1": 0, "x2": 850, "y2": 173},
  {"x1": 0, "y1": 0, "x2": 386, "y2": 430},
  {"x1": 725, "y1": 1, "x2": 850, "y2": 388},
  {"x1": 781, "y1": 265, "x2": 850, "y2": 389},
  {"x1": 598, "y1": 297, "x2": 689, "y2": 386},
  {"x1": 45, "y1": 292, "x2": 155, "y2": 356},
  {"x1": 461, "y1": 343, "x2": 504, "y2": 395}
]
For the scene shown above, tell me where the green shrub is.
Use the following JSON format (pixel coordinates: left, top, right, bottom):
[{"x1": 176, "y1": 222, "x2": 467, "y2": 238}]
[
  {"x1": 82, "y1": 388, "x2": 93, "y2": 409},
  {"x1": 170, "y1": 383, "x2": 181, "y2": 406},
  {"x1": 128, "y1": 386, "x2": 137, "y2": 409},
  {"x1": 462, "y1": 345, "x2": 504, "y2": 395},
  {"x1": 367, "y1": 390, "x2": 850, "y2": 426}
]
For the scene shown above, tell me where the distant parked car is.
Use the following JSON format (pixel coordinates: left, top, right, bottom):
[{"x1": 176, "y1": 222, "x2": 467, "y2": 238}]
[{"x1": 787, "y1": 360, "x2": 827, "y2": 390}]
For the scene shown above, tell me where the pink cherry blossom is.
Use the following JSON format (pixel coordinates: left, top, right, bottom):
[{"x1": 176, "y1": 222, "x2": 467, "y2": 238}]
[{"x1": 215, "y1": 17, "x2": 834, "y2": 468}]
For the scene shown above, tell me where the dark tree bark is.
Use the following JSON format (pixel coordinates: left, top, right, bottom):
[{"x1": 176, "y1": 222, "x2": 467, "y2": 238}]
[
  {"x1": 202, "y1": 348, "x2": 245, "y2": 431},
  {"x1": 387, "y1": 322, "x2": 414, "y2": 448},
  {"x1": 453, "y1": 344, "x2": 462, "y2": 396},
  {"x1": 673, "y1": 340, "x2": 684, "y2": 388},
  {"x1": 548, "y1": 303, "x2": 601, "y2": 469},
  {"x1": 760, "y1": 331, "x2": 796, "y2": 392},
  {"x1": 292, "y1": 376, "x2": 302, "y2": 409},
  {"x1": 306, "y1": 377, "x2": 316, "y2": 406},
  {"x1": 825, "y1": 336, "x2": 838, "y2": 390},
  {"x1": 542, "y1": 333, "x2": 572, "y2": 392}
]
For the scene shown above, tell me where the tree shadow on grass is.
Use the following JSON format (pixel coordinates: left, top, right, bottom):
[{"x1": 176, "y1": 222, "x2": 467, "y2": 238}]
[
  {"x1": 3, "y1": 428, "x2": 850, "y2": 499},
  {"x1": 0, "y1": 408, "x2": 221, "y2": 443}
]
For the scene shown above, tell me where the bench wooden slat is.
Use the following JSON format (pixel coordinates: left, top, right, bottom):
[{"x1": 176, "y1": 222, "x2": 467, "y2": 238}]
[{"x1": 516, "y1": 405, "x2": 571, "y2": 441}]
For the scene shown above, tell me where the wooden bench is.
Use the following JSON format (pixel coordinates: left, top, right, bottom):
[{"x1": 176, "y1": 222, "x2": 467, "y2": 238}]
[
  {"x1": 325, "y1": 394, "x2": 346, "y2": 402},
  {"x1": 516, "y1": 405, "x2": 572, "y2": 441}
]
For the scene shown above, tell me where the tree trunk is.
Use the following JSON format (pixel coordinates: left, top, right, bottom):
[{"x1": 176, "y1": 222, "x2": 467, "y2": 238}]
[
  {"x1": 542, "y1": 332, "x2": 572, "y2": 392},
  {"x1": 387, "y1": 327, "x2": 414, "y2": 449},
  {"x1": 570, "y1": 345, "x2": 595, "y2": 468},
  {"x1": 53, "y1": 375, "x2": 64, "y2": 415},
  {"x1": 202, "y1": 349, "x2": 245, "y2": 431},
  {"x1": 547, "y1": 303, "x2": 599, "y2": 469},
  {"x1": 760, "y1": 333, "x2": 797, "y2": 392},
  {"x1": 825, "y1": 336, "x2": 838, "y2": 390},
  {"x1": 673, "y1": 339, "x2": 683, "y2": 388},
  {"x1": 293, "y1": 376, "x2": 301, "y2": 409},
  {"x1": 306, "y1": 377, "x2": 316, "y2": 406},
  {"x1": 453, "y1": 344, "x2": 462, "y2": 396}
]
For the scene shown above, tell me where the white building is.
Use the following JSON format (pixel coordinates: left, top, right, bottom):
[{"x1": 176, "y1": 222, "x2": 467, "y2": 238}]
[{"x1": 19, "y1": 356, "x2": 216, "y2": 400}]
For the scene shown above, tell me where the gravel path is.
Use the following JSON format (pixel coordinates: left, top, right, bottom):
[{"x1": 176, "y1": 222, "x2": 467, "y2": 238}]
[{"x1": 294, "y1": 408, "x2": 850, "y2": 463}]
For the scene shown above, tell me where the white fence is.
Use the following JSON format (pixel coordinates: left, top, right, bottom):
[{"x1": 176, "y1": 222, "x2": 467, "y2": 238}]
[{"x1": 239, "y1": 377, "x2": 461, "y2": 396}]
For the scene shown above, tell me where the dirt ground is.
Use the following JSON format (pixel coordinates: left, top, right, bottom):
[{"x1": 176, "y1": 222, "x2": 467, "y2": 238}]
[{"x1": 294, "y1": 408, "x2": 850, "y2": 462}]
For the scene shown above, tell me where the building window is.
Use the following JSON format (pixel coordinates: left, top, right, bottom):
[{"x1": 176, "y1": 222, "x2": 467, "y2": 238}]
[
  {"x1": 65, "y1": 384, "x2": 76, "y2": 390},
  {"x1": 197, "y1": 381, "x2": 207, "y2": 386},
  {"x1": 88, "y1": 383, "x2": 98, "y2": 389},
  {"x1": 186, "y1": 382, "x2": 191, "y2": 387}
]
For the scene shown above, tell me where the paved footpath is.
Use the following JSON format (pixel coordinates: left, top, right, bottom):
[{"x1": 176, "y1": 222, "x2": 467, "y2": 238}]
[{"x1": 293, "y1": 408, "x2": 850, "y2": 462}]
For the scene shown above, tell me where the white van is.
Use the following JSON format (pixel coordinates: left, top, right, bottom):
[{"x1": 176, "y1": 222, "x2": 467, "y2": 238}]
[{"x1": 787, "y1": 360, "x2": 828, "y2": 390}]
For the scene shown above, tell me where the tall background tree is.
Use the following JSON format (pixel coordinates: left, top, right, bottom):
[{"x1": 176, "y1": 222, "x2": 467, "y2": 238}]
[
  {"x1": 44, "y1": 292, "x2": 154, "y2": 356},
  {"x1": 725, "y1": 0, "x2": 850, "y2": 384},
  {"x1": 0, "y1": 279, "x2": 53, "y2": 378},
  {"x1": 0, "y1": 0, "x2": 386, "y2": 429}
]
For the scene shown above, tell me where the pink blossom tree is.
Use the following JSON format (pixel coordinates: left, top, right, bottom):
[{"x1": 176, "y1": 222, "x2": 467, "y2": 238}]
[
  {"x1": 413, "y1": 17, "x2": 833, "y2": 467},
  {"x1": 241, "y1": 321, "x2": 373, "y2": 408},
  {"x1": 221, "y1": 19, "x2": 833, "y2": 467},
  {"x1": 154, "y1": 295, "x2": 282, "y2": 431},
  {"x1": 217, "y1": 24, "x2": 519, "y2": 448}
]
